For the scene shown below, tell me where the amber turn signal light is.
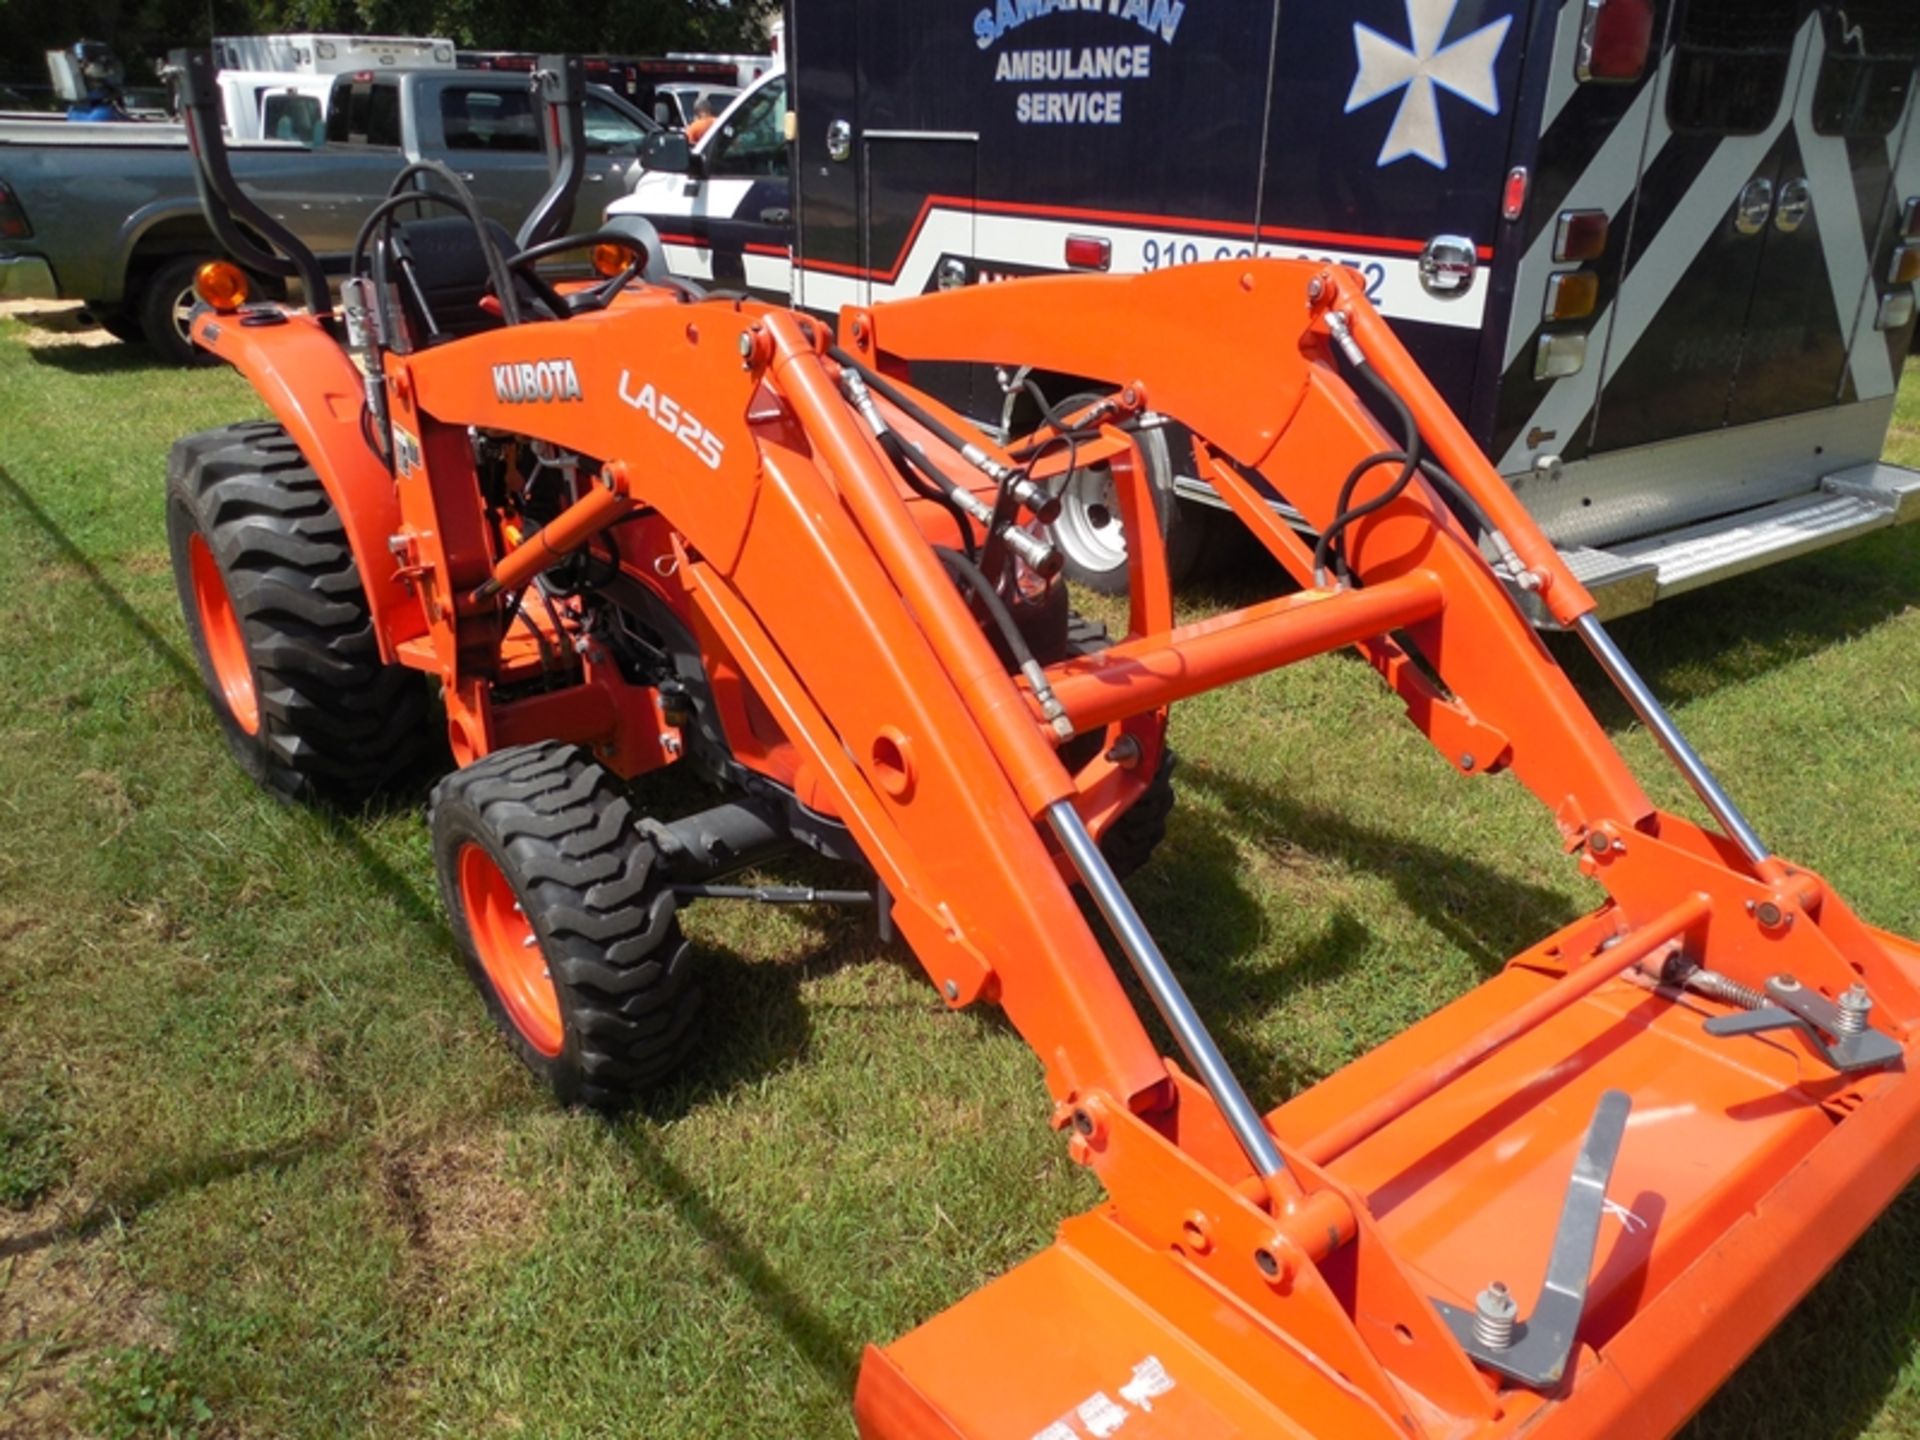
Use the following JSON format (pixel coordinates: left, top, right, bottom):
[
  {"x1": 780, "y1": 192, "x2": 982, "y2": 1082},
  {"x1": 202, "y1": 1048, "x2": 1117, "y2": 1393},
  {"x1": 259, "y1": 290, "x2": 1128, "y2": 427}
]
[
  {"x1": 1544, "y1": 271, "x2": 1600, "y2": 322},
  {"x1": 193, "y1": 260, "x2": 250, "y2": 313},
  {"x1": 1890, "y1": 244, "x2": 1920, "y2": 287},
  {"x1": 591, "y1": 242, "x2": 638, "y2": 279}
]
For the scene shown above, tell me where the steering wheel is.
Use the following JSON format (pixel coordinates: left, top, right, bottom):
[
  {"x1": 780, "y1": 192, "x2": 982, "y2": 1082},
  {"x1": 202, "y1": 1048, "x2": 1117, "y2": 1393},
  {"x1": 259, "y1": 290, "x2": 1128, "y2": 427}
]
[{"x1": 505, "y1": 230, "x2": 650, "y2": 317}]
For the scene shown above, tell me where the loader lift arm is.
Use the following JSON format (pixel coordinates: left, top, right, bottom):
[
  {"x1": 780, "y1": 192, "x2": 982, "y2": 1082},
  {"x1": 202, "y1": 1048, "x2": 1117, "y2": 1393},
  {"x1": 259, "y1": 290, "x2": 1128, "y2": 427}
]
[{"x1": 180, "y1": 194, "x2": 1920, "y2": 1435}]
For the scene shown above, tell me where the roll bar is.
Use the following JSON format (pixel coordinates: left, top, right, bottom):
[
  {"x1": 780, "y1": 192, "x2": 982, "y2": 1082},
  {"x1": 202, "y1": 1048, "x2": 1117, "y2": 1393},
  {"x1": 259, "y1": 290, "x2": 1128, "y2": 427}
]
[
  {"x1": 516, "y1": 55, "x2": 589, "y2": 252},
  {"x1": 165, "y1": 48, "x2": 333, "y2": 320}
]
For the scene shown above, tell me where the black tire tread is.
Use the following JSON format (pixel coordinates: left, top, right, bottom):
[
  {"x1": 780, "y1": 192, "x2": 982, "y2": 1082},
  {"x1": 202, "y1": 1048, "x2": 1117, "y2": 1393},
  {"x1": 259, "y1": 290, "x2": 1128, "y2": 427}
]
[
  {"x1": 167, "y1": 420, "x2": 429, "y2": 803},
  {"x1": 1065, "y1": 616, "x2": 1177, "y2": 881},
  {"x1": 431, "y1": 742, "x2": 701, "y2": 1109}
]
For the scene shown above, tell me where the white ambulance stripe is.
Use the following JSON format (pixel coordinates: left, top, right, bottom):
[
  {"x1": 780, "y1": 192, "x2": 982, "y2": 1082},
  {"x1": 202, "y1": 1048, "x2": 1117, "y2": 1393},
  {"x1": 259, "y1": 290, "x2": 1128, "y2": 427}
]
[
  {"x1": 1503, "y1": 66, "x2": 1668, "y2": 371},
  {"x1": 800, "y1": 209, "x2": 1487, "y2": 329},
  {"x1": 1498, "y1": 17, "x2": 1818, "y2": 473},
  {"x1": 742, "y1": 251, "x2": 793, "y2": 295},
  {"x1": 1539, "y1": 0, "x2": 1585, "y2": 137},
  {"x1": 1799, "y1": 25, "x2": 1896, "y2": 405},
  {"x1": 662, "y1": 243, "x2": 715, "y2": 281}
]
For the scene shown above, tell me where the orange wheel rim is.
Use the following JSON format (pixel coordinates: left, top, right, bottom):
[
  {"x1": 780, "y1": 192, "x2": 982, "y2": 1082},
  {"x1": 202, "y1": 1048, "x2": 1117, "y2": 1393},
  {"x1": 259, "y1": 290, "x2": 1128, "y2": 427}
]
[
  {"x1": 458, "y1": 844, "x2": 564, "y2": 1057},
  {"x1": 187, "y1": 532, "x2": 260, "y2": 735}
]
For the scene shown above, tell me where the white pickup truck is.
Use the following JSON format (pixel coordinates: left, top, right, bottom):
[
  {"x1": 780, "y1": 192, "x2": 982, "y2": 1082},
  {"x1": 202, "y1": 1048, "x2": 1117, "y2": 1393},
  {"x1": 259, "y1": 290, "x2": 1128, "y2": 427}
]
[{"x1": 0, "y1": 68, "x2": 658, "y2": 362}]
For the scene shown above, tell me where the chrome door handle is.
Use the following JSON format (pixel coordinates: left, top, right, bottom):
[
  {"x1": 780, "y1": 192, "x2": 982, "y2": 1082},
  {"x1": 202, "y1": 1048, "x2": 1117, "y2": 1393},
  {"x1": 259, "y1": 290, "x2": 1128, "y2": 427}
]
[
  {"x1": 586, "y1": 172, "x2": 604, "y2": 183},
  {"x1": 759, "y1": 206, "x2": 792, "y2": 224},
  {"x1": 1735, "y1": 177, "x2": 1774, "y2": 235},
  {"x1": 1774, "y1": 178, "x2": 1811, "y2": 233},
  {"x1": 456, "y1": 170, "x2": 476, "y2": 182},
  {"x1": 827, "y1": 119, "x2": 852, "y2": 163}
]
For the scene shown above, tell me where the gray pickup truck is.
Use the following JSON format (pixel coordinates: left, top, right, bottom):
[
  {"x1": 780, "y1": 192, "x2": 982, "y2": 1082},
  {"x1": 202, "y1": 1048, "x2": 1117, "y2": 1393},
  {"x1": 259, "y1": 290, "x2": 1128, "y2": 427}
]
[{"x1": 0, "y1": 69, "x2": 658, "y2": 362}]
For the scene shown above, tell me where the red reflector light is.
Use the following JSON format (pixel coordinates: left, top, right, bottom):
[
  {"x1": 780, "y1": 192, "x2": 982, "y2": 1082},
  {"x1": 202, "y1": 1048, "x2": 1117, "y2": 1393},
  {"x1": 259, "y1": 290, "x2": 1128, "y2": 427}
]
[
  {"x1": 1892, "y1": 244, "x2": 1920, "y2": 287},
  {"x1": 1502, "y1": 167, "x2": 1529, "y2": 222},
  {"x1": 0, "y1": 180, "x2": 29, "y2": 239},
  {"x1": 1553, "y1": 210, "x2": 1610, "y2": 262},
  {"x1": 1577, "y1": 0, "x2": 1654, "y2": 82},
  {"x1": 1064, "y1": 234, "x2": 1111, "y2": 271}
]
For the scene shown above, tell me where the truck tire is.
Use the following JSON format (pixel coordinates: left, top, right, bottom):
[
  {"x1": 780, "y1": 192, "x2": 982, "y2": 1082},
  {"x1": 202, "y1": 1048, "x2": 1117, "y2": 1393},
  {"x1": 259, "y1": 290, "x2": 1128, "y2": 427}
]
[
  {"x1": 166, "y1": 421, "x2": 430, "y2": 804},
  {"x1": 1063, "y1": 616, "x2": 1177, "y2": 881},
  {"x1": 431, "y1": 742, "x2": 702, "y2": 1110},
  {"x1": 1047, "y1": 397, "x2": 1203, "y2": 596},
  {"x1": 139, "y1": 254, "x2": 221, "y2": 367}
]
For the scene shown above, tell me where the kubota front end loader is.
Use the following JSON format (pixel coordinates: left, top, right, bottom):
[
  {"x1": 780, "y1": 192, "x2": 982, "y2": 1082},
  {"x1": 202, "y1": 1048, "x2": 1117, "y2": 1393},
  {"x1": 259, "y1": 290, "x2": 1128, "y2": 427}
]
[{"x1": 159, "y1": 49, "x2": 1920, "y2": 1440}]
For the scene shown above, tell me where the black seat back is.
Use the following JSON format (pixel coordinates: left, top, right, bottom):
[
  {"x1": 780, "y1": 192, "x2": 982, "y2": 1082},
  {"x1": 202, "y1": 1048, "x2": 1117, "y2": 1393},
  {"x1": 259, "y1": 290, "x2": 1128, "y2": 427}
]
[{"x1": 385, "y1": 215, "x2": 518, "y2": 346}]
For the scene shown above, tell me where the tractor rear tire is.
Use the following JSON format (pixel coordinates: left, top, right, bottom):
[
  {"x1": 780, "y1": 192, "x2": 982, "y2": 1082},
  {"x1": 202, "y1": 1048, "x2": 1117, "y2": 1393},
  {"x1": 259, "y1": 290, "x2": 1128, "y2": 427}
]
[
  {"x1": 166, "y1": 421, "x2": 430, "y2": 804},
  {"x1": 430, "y1": 742, "x2": 702, "y2": 1110},
  {"x1": 1064, "y1": 616, "x2": 1177, "y2": 881}
]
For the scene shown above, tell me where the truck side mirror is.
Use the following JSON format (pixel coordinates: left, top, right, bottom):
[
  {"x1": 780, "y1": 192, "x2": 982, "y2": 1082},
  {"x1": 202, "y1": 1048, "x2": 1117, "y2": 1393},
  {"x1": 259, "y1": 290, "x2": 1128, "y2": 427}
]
[
  {"x1": 642, "y1": 132, "x2": 696, "y2": 175},
  {"x1": 653, "y1": 100, "x2": 673, "y2": 127}
]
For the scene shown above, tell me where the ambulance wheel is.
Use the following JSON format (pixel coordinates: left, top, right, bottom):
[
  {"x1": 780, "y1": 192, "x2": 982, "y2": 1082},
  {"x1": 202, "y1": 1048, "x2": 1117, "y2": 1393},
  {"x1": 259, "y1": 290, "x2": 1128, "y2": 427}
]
[
  {"x1": 431, "y1": 742, "x2": 702, "y2": 1111},
  {"x1": 1048, "y1": 398, "x2": 1202, "y2": 596}
]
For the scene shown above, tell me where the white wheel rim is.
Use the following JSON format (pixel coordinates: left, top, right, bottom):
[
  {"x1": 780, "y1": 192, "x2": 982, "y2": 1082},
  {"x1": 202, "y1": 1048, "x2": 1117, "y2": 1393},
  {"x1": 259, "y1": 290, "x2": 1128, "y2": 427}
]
[{"x1": 1051, "y1": 466, "x2": 1130, "y2": 575}]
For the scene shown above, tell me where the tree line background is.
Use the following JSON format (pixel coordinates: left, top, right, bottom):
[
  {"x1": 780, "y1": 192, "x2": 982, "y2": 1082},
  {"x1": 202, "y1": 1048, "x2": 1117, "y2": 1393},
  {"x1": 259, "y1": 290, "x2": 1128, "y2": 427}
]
[{"x1": 0, "y1": 0, "x2": 779, "y2": 85}]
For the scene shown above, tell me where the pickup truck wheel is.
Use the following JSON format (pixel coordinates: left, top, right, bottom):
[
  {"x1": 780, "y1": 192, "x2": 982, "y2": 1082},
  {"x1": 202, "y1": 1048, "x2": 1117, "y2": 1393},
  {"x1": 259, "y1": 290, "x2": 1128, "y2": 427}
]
[
  {"x1": 1046, "y1": 396, "x2": 1202, "y2": 596},
  {"x1": 85, "y1": 305, "x2": 143, "y2": 344},
  {"x1": 166, "y1": 421, "x2": 431, "y2": 804},
  {"x1": 431, "y1": 742, "x2": 703, "y2": 1110},
  {"x1": 139, "y1": 255, "x2": 220, "y2": 367}
]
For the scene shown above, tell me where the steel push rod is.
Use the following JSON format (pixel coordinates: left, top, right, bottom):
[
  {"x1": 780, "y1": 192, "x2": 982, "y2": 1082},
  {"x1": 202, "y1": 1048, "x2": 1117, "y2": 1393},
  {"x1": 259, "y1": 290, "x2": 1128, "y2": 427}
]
[
  {"x1": 1572, "y1": 614, "x2": 1772, "y2": 868},
  {"x1": 1047, "y1": 801, "x2": 1290, "y2": 1182}
]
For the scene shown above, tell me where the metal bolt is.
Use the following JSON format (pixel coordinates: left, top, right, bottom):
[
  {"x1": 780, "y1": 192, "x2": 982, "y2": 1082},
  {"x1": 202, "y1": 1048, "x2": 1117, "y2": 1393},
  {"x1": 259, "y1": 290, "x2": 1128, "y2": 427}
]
[
  {"x1": 1836, "y1": 983, "x2": 1873, "y2": 1035},
  {"x1": 1254, "y1": 1247, "x2": 1281, "y2": 1279},
  {"x1": 1105, "y1": 735, "x2": 1142, "y2": 769},
  {"x1": 1473, "y1": 1282, "x2": 1518, "y2": 1350},
  {"x1": 1072, "y1": 1109, "x2": 1095, "y2": 1137},
  {"x1": 1306, "y1": 277, "x2": 1325, "y2": 304},
  {"x1": 1754, "y1": 901, "x2": 1784, "y2": 929},
  {"x1": 739, "y1": 329, "x2": 755, "y2": 360},
  {"x1": 1460, "y1": 753, "x2": 1476, "y2": 772},
  {"x1": 942, "y1": 979, "x2": 960, "y2": 1000},
  {"x1": 1589, "y1": 833, "x2": 1611, "y2": 855}
]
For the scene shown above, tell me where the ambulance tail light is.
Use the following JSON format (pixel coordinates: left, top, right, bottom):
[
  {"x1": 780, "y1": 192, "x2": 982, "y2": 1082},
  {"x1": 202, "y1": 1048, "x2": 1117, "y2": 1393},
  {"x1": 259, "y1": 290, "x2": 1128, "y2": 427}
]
[
  {"x1": 1554, "y1": 210, "x2": 1610, "y2": 263},
  {"x1": 1576, "y1": 0, "x2": 1655, "y2": 83},
  {"x1": 1064, "y1": 235, "x2": 1111, "y2": 272},
  {"x1": 1891, "y1": 243, "x2": 1920, "y2": 287},
  {"x1": 1544, "y1": 272, "x2": 1600, "y2": 322}
]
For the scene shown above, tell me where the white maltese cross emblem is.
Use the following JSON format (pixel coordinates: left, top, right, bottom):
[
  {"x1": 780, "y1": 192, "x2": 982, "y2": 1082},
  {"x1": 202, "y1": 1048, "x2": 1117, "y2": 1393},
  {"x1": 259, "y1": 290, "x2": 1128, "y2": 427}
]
[{"x1": 1346, "y1": 0, "x2": 1513, "y2": 169}]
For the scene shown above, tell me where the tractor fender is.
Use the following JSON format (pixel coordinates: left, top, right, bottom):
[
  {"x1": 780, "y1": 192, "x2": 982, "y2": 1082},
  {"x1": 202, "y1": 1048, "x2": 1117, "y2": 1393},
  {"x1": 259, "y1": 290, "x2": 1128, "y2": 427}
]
[{"x1": 190, "y1": 308, "x2": 427, "y2": 658}]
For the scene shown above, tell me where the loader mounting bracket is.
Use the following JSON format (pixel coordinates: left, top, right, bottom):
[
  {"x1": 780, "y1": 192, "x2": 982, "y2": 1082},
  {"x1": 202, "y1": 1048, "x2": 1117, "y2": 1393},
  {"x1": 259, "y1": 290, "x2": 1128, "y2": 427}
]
[{"x1": 1432, "y1": 1090, "x2": 1631, "y2": 1390}]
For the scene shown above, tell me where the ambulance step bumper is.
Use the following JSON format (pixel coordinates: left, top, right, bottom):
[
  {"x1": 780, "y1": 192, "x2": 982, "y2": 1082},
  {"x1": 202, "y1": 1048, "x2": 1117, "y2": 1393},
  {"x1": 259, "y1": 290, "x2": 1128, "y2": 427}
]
[{"x1": 1531, "y1": 462, "x2": 1920, "y2": 622}]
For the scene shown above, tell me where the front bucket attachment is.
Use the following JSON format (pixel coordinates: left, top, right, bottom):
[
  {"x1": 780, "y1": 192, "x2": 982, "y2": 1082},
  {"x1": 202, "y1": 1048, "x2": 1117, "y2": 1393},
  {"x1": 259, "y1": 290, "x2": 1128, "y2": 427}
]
[{"x1": 858, "y1": 909, "x2": 1920, "y2": 1440}]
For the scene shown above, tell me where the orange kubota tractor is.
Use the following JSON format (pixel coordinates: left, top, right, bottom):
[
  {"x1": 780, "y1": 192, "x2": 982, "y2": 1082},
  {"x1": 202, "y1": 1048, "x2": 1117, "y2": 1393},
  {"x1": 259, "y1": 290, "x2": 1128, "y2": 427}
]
[{"x1": 162, "y1": 50, "x2": 1920, "y2": 1440}]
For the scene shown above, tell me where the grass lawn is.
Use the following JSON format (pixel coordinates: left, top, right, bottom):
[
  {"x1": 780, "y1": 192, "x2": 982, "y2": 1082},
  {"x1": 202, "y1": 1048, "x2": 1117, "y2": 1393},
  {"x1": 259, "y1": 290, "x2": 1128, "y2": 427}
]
[{"x1": 1, "y1": 305, "x2": 1918, "y2": 1439}]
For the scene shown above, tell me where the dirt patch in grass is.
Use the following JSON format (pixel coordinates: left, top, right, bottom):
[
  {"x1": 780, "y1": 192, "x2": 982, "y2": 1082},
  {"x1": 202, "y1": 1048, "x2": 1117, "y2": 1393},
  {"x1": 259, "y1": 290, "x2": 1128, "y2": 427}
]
[
  {"x1": 0, "y1": 1196, "x2": 168, "y2": 1439},
  {"x1": 373, "y1": 1134, "x2": 537, "y2": 1289},
  {"x1": 0, "y1": 300, "x2": 119, "y2": 353}
]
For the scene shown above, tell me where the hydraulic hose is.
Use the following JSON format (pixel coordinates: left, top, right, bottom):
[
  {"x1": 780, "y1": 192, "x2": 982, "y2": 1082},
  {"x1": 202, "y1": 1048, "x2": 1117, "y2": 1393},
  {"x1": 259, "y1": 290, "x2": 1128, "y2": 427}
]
[{"x1": 934, "y1": 547, "x2": 1073, "y2": 738}]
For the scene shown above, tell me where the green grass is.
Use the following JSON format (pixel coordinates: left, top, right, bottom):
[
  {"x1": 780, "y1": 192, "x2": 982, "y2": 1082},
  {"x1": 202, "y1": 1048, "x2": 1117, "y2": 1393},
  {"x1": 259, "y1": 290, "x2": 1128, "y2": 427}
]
[{"x1": 0, "y1": 315, "x2": 1917, "y2": 1438}]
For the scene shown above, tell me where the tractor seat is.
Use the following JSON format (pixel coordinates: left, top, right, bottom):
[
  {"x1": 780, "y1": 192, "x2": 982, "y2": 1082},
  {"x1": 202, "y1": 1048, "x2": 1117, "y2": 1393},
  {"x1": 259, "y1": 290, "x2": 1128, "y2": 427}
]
[{"x1": 385, "y1": 215, "x2": 522, "y2": 346}]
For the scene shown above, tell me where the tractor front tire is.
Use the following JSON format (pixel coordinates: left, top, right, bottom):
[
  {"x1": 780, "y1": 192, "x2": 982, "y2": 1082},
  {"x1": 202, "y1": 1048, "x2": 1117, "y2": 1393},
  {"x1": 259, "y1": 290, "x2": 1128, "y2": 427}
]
[
  {"x1": 166, "y1": 421, "x2": 429, "y2": 804},
  {"x1": 431, "y1": 742, "x2": 702, "y2": 1110},
  {"x1": 1062, "y1": 616, "x2": 1177, "y2": 881}
]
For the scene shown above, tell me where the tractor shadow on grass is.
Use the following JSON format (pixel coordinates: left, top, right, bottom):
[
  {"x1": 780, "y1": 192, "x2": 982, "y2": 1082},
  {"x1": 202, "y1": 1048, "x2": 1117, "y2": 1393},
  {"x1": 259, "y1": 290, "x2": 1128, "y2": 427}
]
[{"x1": 1098, "y1": 758, "x2": 1584, "y2": 1101}]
